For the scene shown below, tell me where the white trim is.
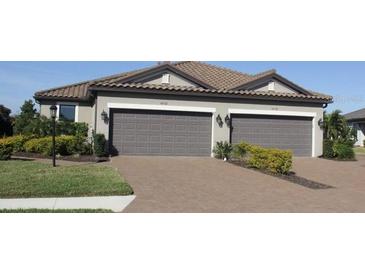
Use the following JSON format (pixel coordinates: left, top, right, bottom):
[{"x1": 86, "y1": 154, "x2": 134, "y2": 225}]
[
  {"x1": 312, "y1": 118, "x2": 316, "y2": 157},
  {"x1": 211, "y1": 113, "x2": 215, "y2": 157},
  {"x1": 228, "y1": 108, "x2": 317, "y2": 118},
  {"x1": 56, "y1": 102, "x2": 79, "y2": 122},
  {"x1": 228, "y1": 108, "x2": 317, "y2": 157},
  {"x1": 107, "y1": 103, "x2": 216, "y2": 113}
]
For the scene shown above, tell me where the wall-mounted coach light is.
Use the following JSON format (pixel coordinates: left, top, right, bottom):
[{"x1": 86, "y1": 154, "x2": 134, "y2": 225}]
[{"x1": 216, "y1": 114, "x2": 223, "y2": 127}]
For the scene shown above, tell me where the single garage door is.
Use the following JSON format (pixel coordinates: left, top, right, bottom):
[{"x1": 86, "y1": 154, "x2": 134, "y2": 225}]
[
  {"x1": 110, "y1": 109, "x2": 212, "y2": 156},
  {"x1": 231, "y1": 114, "x2": 313, "y2": 156}
]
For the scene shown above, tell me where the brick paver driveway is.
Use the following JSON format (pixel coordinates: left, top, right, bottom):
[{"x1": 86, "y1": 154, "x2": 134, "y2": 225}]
[{"x1": 111, "y1": 155, "x2": 365, "y2": 212}]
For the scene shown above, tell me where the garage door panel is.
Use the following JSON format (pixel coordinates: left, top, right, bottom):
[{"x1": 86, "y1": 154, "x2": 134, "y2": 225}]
[
  {"x1": 111, "y1": 109, "x2": 212, "y2": 156},
  {"x1": 231, "y1": 114, "x2": 312, "y2": 156}
]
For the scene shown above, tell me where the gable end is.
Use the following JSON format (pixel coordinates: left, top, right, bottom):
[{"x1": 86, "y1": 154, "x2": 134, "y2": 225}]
[
  {"x1": 233, "y1": 73, "x2": 312, "y2": 95},
  {"x1": 113, "y1": 63, "x2": 215, "y2": 89}
]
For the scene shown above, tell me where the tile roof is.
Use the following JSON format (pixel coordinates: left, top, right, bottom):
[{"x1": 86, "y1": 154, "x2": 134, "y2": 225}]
[
  {"x1": 34, "y1": 61, "x2": 332, "y2": 103},
  {"x1": 344, "y1": 108, "x2": 365, "y2": 121},
  {"x1": 172, "y1": 61, "x2": 261, "y2": 89},
  {"x1": 34, "y1": 66, "x2": 154, "y2": 101},
  {"x1": 92, "y1": 82, "x2": 332, "y2": 102}
]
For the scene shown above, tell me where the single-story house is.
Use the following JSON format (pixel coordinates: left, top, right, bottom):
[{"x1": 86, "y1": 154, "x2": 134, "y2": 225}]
[
  {"x1": 345, "y1": 108, "x2": 365, "y2": 147},
  {"x1": 34, "y1": 61, "x2": 332, "y2": 157}
]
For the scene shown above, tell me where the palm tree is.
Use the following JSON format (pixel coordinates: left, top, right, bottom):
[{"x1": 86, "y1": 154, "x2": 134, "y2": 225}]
[{"x1": 323, "y1": 110, "x2": 356, "y2": 144}]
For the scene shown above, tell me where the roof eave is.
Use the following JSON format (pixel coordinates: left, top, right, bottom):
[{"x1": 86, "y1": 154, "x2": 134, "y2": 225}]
[
  {"x1": 33, "y1": 95, "x2": 92, "y2": 103},
  {"x1": 232, "y1": 73, "x2": 313, "y2": 96},
  {"x1": 114, "y1": 63, "x2": 216, "y2": 90},
  {"x1": 346, "y1": 117, "x2": 365, "y2": 122},
  {"x1": 89, "y1": 86, "x2": 332, "y2": 104}
]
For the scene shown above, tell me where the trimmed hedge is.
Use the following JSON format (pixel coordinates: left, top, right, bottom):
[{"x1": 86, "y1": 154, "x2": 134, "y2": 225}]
[
  {"x1": 24, "y1": 136, "x2": 79, "y2": 156},
  {"x1": 233, "y1": 142, "x2": 250, "y2": 160},
  {"x1": 0, "y1": 134, "x2": 92, "y2": 158},
  {"x1": 0, "y1": 136, "x2": 34, "y2": 160},
  {"x1": 233, "y1": 142, "x2": 293, "y2": 175},
  {"x1": 247, "y1": 145, "x2": 293, "y2": 175},
  {"x1": 0, "y1": 135, "x2": 34, "y2": 152}
]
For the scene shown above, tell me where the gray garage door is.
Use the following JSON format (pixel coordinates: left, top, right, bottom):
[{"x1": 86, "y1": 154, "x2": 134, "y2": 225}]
[
  {"x1": 231, "y1": 114, "x2": 313, "y2": 156},
  {"x1": 110, "y1": 109, "x2": 212, "y2": 156}
]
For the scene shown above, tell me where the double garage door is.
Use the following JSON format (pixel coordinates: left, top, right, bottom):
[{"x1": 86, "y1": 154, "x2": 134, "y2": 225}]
[
  {"x1": 110, "y1": 109, "x2": 313, "y2": 157},
  {"x1": 231, "y1": 114, "x2": 313, "y2": 156},
  {"x1": 110, "y1": 109, "x2": 212, "y2": 156}
]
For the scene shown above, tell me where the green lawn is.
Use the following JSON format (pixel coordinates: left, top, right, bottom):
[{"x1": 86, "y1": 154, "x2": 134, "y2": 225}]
[
  {"x1": 0, "y1": 160, "x2": 133, "y2": 198},
  {"x1": 353, "y1": 147, "x2": 365, "y2": 154},
  {"x1": 0, "y1": 208, "x2": 113, "y2": 213}
]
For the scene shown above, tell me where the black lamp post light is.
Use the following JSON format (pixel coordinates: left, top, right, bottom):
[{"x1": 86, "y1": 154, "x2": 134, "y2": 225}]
[{"x1": 50, "y1": 105, "x2": 57, "y2": 167}]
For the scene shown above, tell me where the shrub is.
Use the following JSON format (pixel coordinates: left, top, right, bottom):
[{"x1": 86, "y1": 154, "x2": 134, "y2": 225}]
[
  {"x1": 323, "y1": 139, "x2": 355, "y2": 160},
  {"x1": 333, "y1": 142, "x2": 355, "y2": 160},
  {"x1": 323, "y1": 139, "x2": 335, "y2": 159},
  {"x1": 57, "y1": 120, "x2": 89, "y2": 137},
  {"x1": 17, "y1": 114, "x2": 89, "y2": 138},
  {"x1": 94, "y1": 133, "x2": 107, "y2": 157},
  {"x1": 233, "y1": 142, "x2": 251, "y2": 160},
  {"x1": 247, "y1": 145, "x2": 293, "y2": 175},
  {"x1": 0, "y1": 135, "x2": 34, "y2": 152},
  {"x1": 233, "y1": 143, "x2": 293, "y2": 175},
  {"x1": 79, "y1": 142, "x2": 93, "y2": 155},
  {"x1": 213, "y1": 141, "x2": 233, "y2": 159},
  {"x1": 24, "y1": 136, "x2": 79, "y2": 156},
  {"x1": 24, "y1": 137, "x2": 50, "y2": 155},
  {"x1": 0, "y1": 142, "x2": 12, "y2": 160},
  {"x1": 266, "y1": 148, "x2": 293, "y2": 175}
]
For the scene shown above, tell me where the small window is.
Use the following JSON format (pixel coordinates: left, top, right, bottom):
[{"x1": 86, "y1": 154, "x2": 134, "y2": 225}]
[{"x1": 59, "y1": 104, "x2": 76, "y2": 122}]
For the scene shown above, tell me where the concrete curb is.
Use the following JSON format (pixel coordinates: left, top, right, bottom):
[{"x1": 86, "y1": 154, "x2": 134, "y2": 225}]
[{"x1": 0, "y1": 195, "x2": 136, "y2": 212}]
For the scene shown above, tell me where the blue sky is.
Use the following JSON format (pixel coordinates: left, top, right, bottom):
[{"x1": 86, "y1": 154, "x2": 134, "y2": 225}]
[{"x1": 1, "y1": 61, "x2": 364, "y2": 115}]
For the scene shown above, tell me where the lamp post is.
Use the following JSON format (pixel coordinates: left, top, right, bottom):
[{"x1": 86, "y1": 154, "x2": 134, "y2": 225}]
[{"x1": 50, "y1": 105, "x2": 57, "y2": 167}]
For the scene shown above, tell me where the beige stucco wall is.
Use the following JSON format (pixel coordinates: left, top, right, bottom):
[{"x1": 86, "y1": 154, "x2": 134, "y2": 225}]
[
  {"x1": 38, "y1": 101, "x2": 95, "y2": 136},
  {"x1": 95, "y1": 91, "x2": 324, "y2": 157}
]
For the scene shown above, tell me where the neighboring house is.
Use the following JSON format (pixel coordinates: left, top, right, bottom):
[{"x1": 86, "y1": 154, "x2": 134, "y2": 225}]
[
  {"x1": 34, "y1": 61, "x2": 332, "y2": 157},
  {"x1": 345, "y1": 108, "x2": 365, "y2": 147}
]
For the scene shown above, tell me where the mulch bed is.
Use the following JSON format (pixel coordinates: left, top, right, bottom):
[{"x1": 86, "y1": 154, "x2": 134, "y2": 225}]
[
  {"x1": 12, "y1": 152, "x2": 109, "y2": 163},
  {"x1": 229, "y1": 160, "x2": 334, "y2": 190}
]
